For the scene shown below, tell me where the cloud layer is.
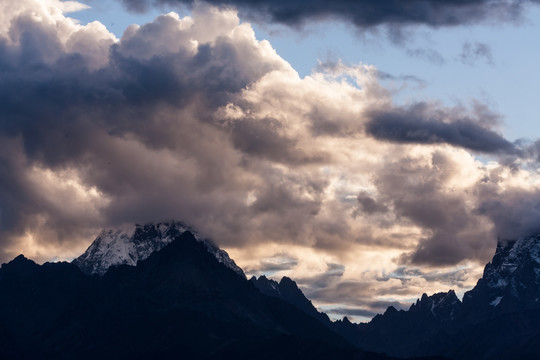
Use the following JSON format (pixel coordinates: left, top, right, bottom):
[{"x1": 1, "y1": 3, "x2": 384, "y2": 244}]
[
  {"x1": 365, "y1": 102, "x2": 516, "y2": 154},
  {"x1": 121, "y1": 0, "x2": 540, "y2": 29},
  {"x1": 3, "y1": 0, "x2": 540, "y2": 320}
]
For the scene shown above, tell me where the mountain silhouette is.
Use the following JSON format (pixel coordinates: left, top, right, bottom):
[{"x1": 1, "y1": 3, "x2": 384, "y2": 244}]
[
  {"x1": 0, "y1": 229, "x2": 403, "y2": 360},
  {"x1": 349, "y1": 235, "x2": 540, "y2": 359}
]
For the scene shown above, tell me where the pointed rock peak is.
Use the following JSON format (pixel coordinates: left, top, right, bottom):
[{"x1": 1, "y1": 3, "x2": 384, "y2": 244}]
[
  {"x1": 384, "y1": 306, "x2": 398, "y2": 315},
  {"x1": 279, "y1": 276, "x2": 298, "y2": 287},
  {"x1": 417, "y1": 290, "x2": 461, "y2": 307},
  {"x1": 13, "y1": 254, "x2": 29, "y2": 261},
  {"x1": 278, "y1": 277, "x2": 307, "y2": 299},
  {"x1": 11, "y1": 254, "x2": 35, "y2": 265},
  {"x1": 251, "y1": 275, "x2": 282, "y2": 297},
  {"x1": 252, "y1": 275, "x2": 279, "y2": 286},
  {"x1": 445, "y1": 289, "x2": 459, "y2": 302},
  {"x1": 343, "y1": 316, "x2": 351, "y2": 324},
  {"x1": 2, "y1": 254, "x2": 38, "y2": 271},
  {"x1": 430, "y1": 291, "x2": 462, "y2": 309}
]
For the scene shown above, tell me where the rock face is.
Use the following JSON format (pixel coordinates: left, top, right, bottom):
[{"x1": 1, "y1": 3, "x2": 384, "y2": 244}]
[
  {"x1": 354, "y1": 290, "x2": 462, "y2": 358},
  {"x1": 73, "y1": 221, "x2": 245, "y2": 278},
  {"x1": 462, "y1": 236, "x2": 540, "y2": 321},
  {"x1": 250, "y1": 275, "x2": 331, "y2": 324}
]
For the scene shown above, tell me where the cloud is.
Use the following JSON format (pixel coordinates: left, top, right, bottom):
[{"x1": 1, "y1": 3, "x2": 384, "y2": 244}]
[
  {"x1": 476, "y1": 180, "x2": 540, "y2": 241},
  {"x1": 458, "y1": 41, "x2": 493, "y2": 65},
  {"x1": 325, "y1": 307, "x2": 380, "y2": 320},
  {"x1": 0, "y1": 1, "x2": 528, "y2": 263},
  {"x1": 355, "y1": 192, "x2": 388, "y2": 215},
  {"x1": 406, "y1": 47, "x2": 446, "y2": 65},
  {"x1": 120, "y1": 0, "x2": 538, "y2": 29},
  {"x1": 365, "y1": 102, "x2": 517, "y2": 154},
  {"x1": 243, "y1": 253, "x2": 299, "y2": 275},
  {"x1": 379, "y1": 266, "x2": 473, "y2": 288},
  {"x1": 4, "y1": 0, "x2": 540, "y2": 322}
]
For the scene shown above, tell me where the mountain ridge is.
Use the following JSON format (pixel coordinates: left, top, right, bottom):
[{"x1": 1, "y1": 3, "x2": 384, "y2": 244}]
[
  {"x1": 4, "y1": 221, "x2": 540, "y2": 359},
  {"x1": 0, "y1": 228, "x2": 401, "y2": 360}
]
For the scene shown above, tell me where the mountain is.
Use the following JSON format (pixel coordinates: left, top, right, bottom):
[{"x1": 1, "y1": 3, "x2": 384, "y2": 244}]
[
  {"x1": 250, "y1": 275, "x2": 331, "y2": 324},
  {"x1": 73, "y1": 221, "x2": 245, "y2": 278},
  {"x1": 462, "y1": 236, "x2": 540, "y2": 321},
  {"x1": 0, "y1": 227, "x2": 401, "y2": 360},
  {"x1": 10, "y1": 220, "x2": 540, "y2": 359},
  {"x1": 249, "y1": 275, "x2": 375, "y2": 347},
  {"x1": 353, "y1": 234, "x2": 540, "y2": 359},
  {"x1": 353, "y1": 290, "x2": 461, "y2": 358}
]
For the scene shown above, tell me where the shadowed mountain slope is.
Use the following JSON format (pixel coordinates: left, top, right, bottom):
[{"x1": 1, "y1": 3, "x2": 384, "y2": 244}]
[{"x1": 0, "y1": 230, "x2": 404, "y2": 360}]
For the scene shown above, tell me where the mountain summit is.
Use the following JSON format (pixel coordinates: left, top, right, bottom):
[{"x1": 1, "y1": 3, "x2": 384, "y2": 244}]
[
  {"x1": 462, "y1": 235, "x2": 540, "y2": 320},
  {"x1": 72, "y1": 221, "x2": 245, "y2": 278}
]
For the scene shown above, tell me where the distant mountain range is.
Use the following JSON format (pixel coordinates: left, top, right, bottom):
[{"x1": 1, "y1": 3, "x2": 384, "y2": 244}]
[
  {"x1": 348, "y1": 236, "x2": 540, "y2": 359},
  {"x1": 2, "y1": 221, "x2": 540, "y2": 359}
]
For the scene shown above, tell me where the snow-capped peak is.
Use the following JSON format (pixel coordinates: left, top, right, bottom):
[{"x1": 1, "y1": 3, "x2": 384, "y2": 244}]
[
  {"x1": 73, "y1": 221, "x2": 245, "y2": 278},
  {"x1": 462, "y1": 234, "x2": 540, "y2": 316},
  {"x1": 482, "y1": 235, "x2": 540, "y2": 292}
]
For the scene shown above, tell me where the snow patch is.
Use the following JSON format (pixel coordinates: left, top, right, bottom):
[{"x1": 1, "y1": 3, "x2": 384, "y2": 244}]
[
  {"x1": 490, "y1": 296, "x2": 503, "y2": 307},
  {"x1": 74, "y1": 222, "x2": 246, "y2": 278}
]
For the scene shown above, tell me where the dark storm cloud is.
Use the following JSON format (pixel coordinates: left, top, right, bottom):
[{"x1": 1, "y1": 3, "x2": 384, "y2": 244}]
[
  {"x1": 365, "y1": 102, "x2": 517, "y2": 154},
  {"x1": 121, "y1": 0, "x2": 537, "y2": 28}
]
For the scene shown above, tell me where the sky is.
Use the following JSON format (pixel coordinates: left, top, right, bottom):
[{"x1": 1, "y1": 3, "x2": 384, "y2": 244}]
[{"x1": 2, "y1": 0, "x2": 540, "y2": 322}]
